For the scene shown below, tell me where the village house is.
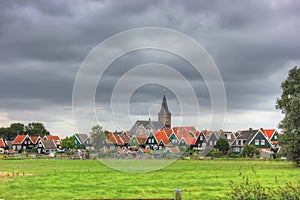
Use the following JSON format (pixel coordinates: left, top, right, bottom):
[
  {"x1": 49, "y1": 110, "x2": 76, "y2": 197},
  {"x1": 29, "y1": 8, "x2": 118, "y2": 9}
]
[
  {"x1": 44, "y1": 135, "x2": 61, "y2": 149},
  {"x1": 72, "y1": 133, "x2": 93, "y2": 150},
  {"x1": 231, "y1": 128, "x2": 273, "y2": 156},
  {"x1": 0, "y1": 138, "x2": 5, "y2": 153},
  {"x1": 12, "y1": 135, "x2": 35, "y2": 152},
  {"x1": 37, "y1": 139, "x2": 57, "y2": 154}
]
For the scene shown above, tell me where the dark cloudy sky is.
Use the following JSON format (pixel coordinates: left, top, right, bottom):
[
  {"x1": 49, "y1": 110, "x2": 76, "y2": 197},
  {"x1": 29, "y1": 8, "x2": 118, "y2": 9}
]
[{"x1": 0, "y1": 0, "x2": 299, "y2": 137}]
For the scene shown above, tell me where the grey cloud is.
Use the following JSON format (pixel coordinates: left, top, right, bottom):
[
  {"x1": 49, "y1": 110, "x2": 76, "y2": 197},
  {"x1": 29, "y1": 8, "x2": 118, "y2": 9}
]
[{"x1": 0, "y1": 0, "x2": 299, "y2": 133}]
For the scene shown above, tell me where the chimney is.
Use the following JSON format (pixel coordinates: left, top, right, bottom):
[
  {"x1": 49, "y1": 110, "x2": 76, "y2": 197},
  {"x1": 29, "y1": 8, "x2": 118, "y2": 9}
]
[{"x1": 249, "y1": 127, "x2": 253, "y2": 132}]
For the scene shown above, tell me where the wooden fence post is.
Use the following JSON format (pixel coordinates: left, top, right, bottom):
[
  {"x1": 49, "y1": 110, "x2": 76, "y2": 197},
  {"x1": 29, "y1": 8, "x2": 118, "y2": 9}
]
[{"x1": 174, "y1": 189, "x2": 182, "y2": 200}]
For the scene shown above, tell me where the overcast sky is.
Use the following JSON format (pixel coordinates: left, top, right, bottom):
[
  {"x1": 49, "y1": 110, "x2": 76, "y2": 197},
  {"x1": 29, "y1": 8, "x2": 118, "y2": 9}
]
[{"x1": 0, "y1": 0, "x2": 299, "y2": 137}]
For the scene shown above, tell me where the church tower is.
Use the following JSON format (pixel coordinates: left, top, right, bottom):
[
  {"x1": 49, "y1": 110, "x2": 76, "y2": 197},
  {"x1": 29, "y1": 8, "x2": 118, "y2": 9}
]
[{"x1": 158, "y1": 91, "x2": 171, "y2": 129}]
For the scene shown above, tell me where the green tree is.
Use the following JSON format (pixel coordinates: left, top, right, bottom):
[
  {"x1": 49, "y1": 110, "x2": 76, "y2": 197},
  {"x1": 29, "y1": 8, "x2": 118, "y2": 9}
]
[
  {"x1": 10, "y1": 123, "x2": 25, "y2": 135},
  {"x1": 0, "y1": 123, "x2": 25, "y2": 140},
  {"x1": 240, "y1": 145, "x2": 260, "y2": 158},
  {"x1": 25, "y1": 122, "x2": 50, "y2": 137},
  {"x1": 90, "y1": 124, "x2": 108, "y2": 151},
  {"x1": 216, "y1": 138, "x2": 230, "y2": 154},
  {"x1": 276, "y1": 66, "x2": 300, "y2": 163},
  {"x1": 61, "y1": 137, "x2": 75, "y2": 150},
  {"x1": 0, "y1": 127, "x2": 9, "y2": 140}
]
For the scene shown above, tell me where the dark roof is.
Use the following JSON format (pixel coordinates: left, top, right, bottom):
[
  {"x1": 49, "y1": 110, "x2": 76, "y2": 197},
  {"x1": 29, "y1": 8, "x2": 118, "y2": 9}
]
[
  {"x1": 219, "y1": 131, "x2": 236, "y2": 144},
  {"x1": 158, "y1": 93, "x2": 171, "y2": 115},
  {"x1": 232, "y1": 129, "x2": 259, "y2": 146},
  {"x1": 41, "y1": 140, "x2": 57, "y2": 150},
  {"x1": 128, "y1": 120, "x2": 163, "y2": 135},
  {"x1": 75, "y1": 134, "x2": 89, "y2": 144}
]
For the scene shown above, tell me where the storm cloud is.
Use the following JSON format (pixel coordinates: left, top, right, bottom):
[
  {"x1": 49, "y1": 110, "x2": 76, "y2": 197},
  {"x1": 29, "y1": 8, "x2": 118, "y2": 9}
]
[{"x1": 0, "y1": 0, "x2": 299, "y2": 136}]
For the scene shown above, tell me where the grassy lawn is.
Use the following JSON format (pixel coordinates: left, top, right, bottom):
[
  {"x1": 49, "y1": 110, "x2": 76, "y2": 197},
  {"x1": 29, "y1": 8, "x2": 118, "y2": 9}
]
[{"x1": 0, "y1": 159, "x2": 299, "y2": 200}]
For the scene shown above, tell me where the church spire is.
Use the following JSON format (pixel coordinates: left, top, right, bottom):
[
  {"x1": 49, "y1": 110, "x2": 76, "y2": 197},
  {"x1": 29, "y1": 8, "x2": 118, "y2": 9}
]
[
  {"x1": 158, "y1": 90, "x2": 171, "y2": 129},
  {"x1": 158, "y1": 92, "x2": 171, "y2": 115}
]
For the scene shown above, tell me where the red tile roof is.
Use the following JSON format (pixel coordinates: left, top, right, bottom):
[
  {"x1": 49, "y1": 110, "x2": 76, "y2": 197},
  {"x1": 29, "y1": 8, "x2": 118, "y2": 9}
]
[
  {"x1": 118, "y1": 133, "x2": 131, "y2": 144},
  {"x1": 115, "y1": 135, "x2": 124, "y2": 145},
  {"x1": 12, "y1": 135, "x2": 27, "y2": 144},
  {"x1": 173, "y1": 126, "x2": 196, "y2": 134},
  {"x1": 0, "y1": 138, "x2": 5, "y2": 147},
  {"x1": 30, "y1": 136, "x2": 40, "y2": 144},
  {"x1": 139, "y1": 148, "x2": 151, "y2": 153},
  {"x1": 45, "y1": 135, "x2": 61, "y2": 141},
  {"x1": 154, "y1": 130, "x2": 171, "y2": 146},
  {"x1": 195, "y1": 131, "x2": 200, "y2": 138},
  {"x1": 202, "y1": 130, "x2": 212, "y2": 136},
  {"x1": 173, "y1": 126, "x2": 197, "y2": 140},
  {"x1": 106, "y1": 132, "x2": 117, "y2": 144},
  {"x1": 164, "y1": 129, "x2": 173, "y2": 137},
  {"x1": 184, "y1": 137, "x2": 196, "y2": 145},
  {"x1": 260, "y1": 129, "x2": 276, "y2": 140}
]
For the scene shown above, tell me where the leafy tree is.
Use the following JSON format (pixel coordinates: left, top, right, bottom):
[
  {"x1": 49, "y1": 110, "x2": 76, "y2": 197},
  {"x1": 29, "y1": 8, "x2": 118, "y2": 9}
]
[
  {"x1": 216, "y1": 138, "x2": 230, "y2": 154},
  {"x1": 240, "y1": 145, "x2": 260, "y2": 158},
  {"x1": 25, "y1": 122, "x2": 50, "y2": 137},
  {"x1": 90, "y1": 124, "x2": 108, "y2": 151},
  {"x1": 61, "y1": 137, "x2": 75, "y2": 150},
  {"x1": 10, "y1": 123, "x2": 25, "y2": 135},
  {"x1": 276, "y1": 66, "x2": 300, "y2": 163},
  {"x1": 0, "y1": 123, "x2": 25, "y2": 140},
  {"x1": 0, "y1": 127, "x2": 9, "y2": 140}
]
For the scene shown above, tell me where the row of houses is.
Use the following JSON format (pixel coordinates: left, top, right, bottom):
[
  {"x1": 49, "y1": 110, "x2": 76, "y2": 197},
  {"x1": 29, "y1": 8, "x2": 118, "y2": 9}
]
[
  {"x1": 104, "y1": 126, "x2": 281, "y2": 157},
  {"x1": 0, "y1": 135, "x2": 61, "y2": 154},
  {"x1": 0, "y1": 127, "x2": 281, "y2": 157}
]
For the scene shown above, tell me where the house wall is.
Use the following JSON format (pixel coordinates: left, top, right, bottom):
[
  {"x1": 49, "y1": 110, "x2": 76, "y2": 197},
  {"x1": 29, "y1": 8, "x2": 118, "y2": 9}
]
[
  {"x1": 249, "y1": 131, "x2": 271, "y2": 148},
  {"x1": 145, "y1": 133, "x2": 158, "y2": 150},
  {"x1": 168, "y1": 133, "x2": 179, "y2": 146}
]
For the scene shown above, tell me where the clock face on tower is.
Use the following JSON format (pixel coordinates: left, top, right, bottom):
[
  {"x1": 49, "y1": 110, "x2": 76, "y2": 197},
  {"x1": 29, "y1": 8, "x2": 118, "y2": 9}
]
[{"x1": 165, "y1": 117, "x2": 171, "y2": 127}]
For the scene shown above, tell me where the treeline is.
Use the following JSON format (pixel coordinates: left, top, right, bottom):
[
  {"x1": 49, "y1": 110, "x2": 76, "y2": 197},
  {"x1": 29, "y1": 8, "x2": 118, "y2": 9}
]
[{"x1": 0, "y1": 122, "x2": 50, "y2": 141}]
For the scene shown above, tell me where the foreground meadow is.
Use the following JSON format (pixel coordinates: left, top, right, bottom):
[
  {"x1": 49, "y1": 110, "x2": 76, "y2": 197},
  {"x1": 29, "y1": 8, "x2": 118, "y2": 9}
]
[{"x1": 0, "y1": 159, "x2": 299, "y2": 200}]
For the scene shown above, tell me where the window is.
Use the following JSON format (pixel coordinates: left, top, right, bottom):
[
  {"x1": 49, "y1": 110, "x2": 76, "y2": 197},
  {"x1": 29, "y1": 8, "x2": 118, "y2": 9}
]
[
  {"x1": 200, "y1": 136, "x2": 203, "y2": 140},
  {"x1": 261, "y1": 140, "x2": 265, "y2": 145},
  {"x1": 24, "y1": 141, "x2": 27, "y2": 144},
  {"x1": 255, "y1": 139, "x2": 259, "y2": 145},
  {"x1": 214, "y1": 141, "x2": 217, "y2": 145},
  {"x1": 210, "y1": 141, "x2": 213, "y2": 146},
  {"x1": 233, "y1": 147, "x2": 239, "y2": 153},
  {"x1": 274, "y1": 135, "x2": 277, "y2": 139},
  {"x1": 238, "y1": 140, "x2": 241, "y2": 145}
]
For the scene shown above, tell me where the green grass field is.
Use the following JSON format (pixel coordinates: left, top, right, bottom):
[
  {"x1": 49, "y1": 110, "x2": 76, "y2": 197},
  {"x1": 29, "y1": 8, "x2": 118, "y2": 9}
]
[{"x1": 0, "y1": 159, "x2": 299, "y2": 200}]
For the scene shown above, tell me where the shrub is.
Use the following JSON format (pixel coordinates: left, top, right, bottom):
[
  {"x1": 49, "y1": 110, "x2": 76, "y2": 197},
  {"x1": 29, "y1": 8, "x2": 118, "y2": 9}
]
[{"x1": 227, "y1": 167, "x2": 300, "y2": 200}]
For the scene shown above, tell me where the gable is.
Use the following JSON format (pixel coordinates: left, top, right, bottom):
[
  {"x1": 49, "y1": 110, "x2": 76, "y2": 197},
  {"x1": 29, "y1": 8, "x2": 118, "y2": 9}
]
[
  {"x1": 72, "y1": 135, "x2": 82, "y2": 146},
  {"x1": 130, "y1": 136, "x2": 139, "y2": 146},
  {"x1": 145, "y1": 132, "x2": 158, "y2": 145},
  {"x1": 168, "y1": 133, "x2": 179, "y2": 146},
  {"x1": 207, "y1": 133, "x2": 217, "y2": 142},
  {"x1": 270, "y1": 131, "x2": 279, "y2": 141},
  {"x1": 249, "y1": 131, "x2": 272, "y2": 148},
  {"x1": 196, "y1": 132, "x2": 207, "y2": 143}
]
